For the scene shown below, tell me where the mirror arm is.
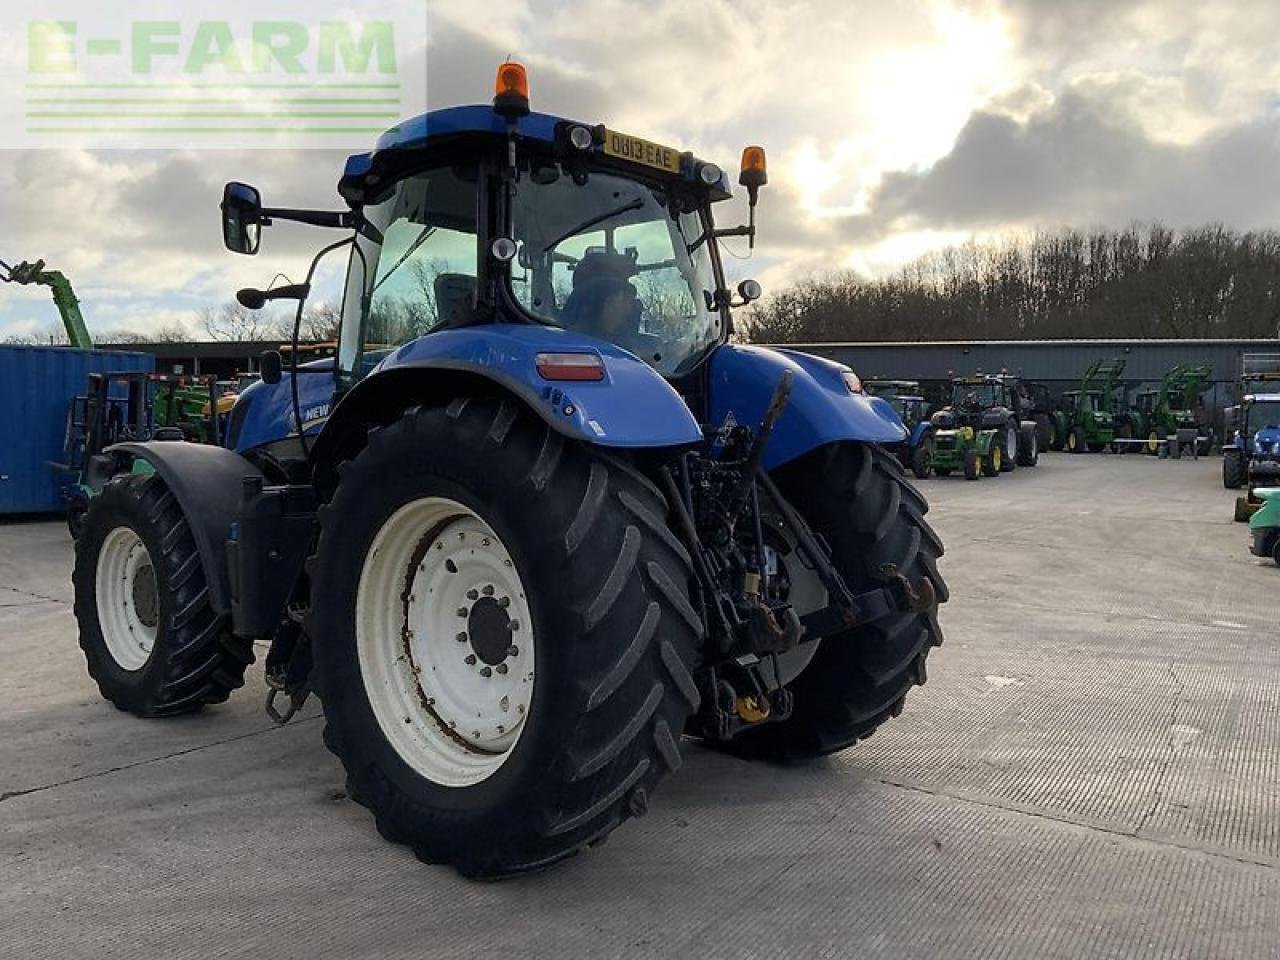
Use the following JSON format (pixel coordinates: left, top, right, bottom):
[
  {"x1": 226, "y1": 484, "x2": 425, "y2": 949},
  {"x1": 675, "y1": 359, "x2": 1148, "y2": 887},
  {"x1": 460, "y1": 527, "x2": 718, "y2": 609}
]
[
  {"x1": 258, "y1": 207, "x2": 352, "y2": 230},
  {"x1": 689, "y1": 224, "x2": 754, "y2": 255}
]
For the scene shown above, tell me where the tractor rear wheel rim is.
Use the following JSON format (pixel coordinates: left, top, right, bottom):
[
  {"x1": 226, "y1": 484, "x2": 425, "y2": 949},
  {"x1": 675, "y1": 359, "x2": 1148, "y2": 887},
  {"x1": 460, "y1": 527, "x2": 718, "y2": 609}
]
[
  {"x1": 356, "y1": 497, "x2": 534, "y2": 788},
  {"x1": 95, "y1": 526, "x2": 158, "y2": 672}
]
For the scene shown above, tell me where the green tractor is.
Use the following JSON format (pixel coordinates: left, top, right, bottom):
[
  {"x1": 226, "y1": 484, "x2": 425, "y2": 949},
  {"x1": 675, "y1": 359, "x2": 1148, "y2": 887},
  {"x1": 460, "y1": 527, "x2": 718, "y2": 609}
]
[
  {"x1": 864, "y1": 379, "x2": 932, "y2": 479},
  {"x1": 59, "y1": 373, "x2": 231, "y2": 538},
  {"x1": 927, "y1": 374, "x2": 1038, "y2": 479},
  {"x1": 1051, "y1": 358, "x2": 1125, "y2": 453},
  {"x1": 1122, "y1": 363, "x2": 1213, "y2": 456},
  {"x1": 152, "y1": 378, "x2": 237, "y2": 442}
]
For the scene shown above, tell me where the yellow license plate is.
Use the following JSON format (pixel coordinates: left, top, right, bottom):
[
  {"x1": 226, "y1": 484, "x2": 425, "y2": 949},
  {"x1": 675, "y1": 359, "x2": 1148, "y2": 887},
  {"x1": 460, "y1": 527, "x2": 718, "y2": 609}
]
[{"x1": 602, "y1": 129, "x2": 682, "y2": 174}]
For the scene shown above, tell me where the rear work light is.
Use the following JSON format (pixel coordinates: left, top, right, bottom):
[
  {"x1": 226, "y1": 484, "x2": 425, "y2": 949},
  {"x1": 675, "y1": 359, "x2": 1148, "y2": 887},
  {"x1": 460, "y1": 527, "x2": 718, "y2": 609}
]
[{"x1": 535, "y1": 352, "x2": 605, "y2": 381}]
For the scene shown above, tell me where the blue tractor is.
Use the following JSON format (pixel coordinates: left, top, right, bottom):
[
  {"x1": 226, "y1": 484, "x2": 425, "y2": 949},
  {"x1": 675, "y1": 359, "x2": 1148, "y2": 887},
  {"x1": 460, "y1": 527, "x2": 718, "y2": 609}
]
[
  {"x1": 1223, "y1": 392, "x2": 1280, "y2": 520},
  {"x1": 71, "y1": 64, "x2": 946, "y2": 877},
  {"x1": 864, "y1": 379, "x2": 933, "y2": 478}
]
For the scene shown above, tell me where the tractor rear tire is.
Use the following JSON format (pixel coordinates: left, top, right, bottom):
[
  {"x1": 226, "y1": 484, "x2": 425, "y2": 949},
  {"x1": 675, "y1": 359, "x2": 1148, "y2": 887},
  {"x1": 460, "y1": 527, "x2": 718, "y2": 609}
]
[
  {"x1": 307, "y1": 399, "x2": 702, "y2": 878},
  {"x1": 1016, "y1": 422, "x2": 1039, "y2": 466},
  {"x1": 963, "y1": 449, "x2": 981, "y2": 480},
  {"x1": 1224, "y1": 450, "x2": 1247, "y2": 488},
  {"x1": 1033, "y1": 414, "x2": 1052, "y2": 452},
  {"x1": 72, "y1": 475, "x2": 253, "y2": 716},
  {"x1": 1271, "y1": 536, "x2": 1280, "y2": 567},
  {"x1": 1000, "y1": 423, "x2": 1017, "y2": 472},
  {"x1": 718, "y1": 443, "x2": 946, "y2": 762}
]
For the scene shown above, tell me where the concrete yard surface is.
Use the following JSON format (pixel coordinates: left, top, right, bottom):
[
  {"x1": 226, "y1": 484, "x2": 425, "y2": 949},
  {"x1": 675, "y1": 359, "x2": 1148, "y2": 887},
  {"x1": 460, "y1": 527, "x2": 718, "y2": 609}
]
[{"x1": 2, "y1": 453, "x2": 1278, "y2": 959}]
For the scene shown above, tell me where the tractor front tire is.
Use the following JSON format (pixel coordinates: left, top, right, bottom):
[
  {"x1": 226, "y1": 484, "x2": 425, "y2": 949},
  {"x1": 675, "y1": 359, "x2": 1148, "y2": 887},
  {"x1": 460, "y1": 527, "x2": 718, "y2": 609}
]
[
  {"x1": 1224, "y1": 450, "x2": 1246, "y2": 489},
  {"x1": 1068, "y1": 427, "x2": 1086, "y2": 454},
  {"x1": 963, "y1": 449, "x2": 981, "y2": 480},
  {"x1": 981, "y1": 445, "x2": 1002, "y2": 477},
  {"x1": 1234, "y1": 496, "x2": 1252, "y2": 523},
  {"x1": 910, "y1": 444, "x2": 932, "y2": 480},
  {"x1": 308, "y1": 399, "x2": 702, "y2": 878},
  {"x1": 720, "y1": 443, "x2": 946, "y2": 762},
  {"x1": 72, "y1": 475, "x2": 253, "y2": 716}
]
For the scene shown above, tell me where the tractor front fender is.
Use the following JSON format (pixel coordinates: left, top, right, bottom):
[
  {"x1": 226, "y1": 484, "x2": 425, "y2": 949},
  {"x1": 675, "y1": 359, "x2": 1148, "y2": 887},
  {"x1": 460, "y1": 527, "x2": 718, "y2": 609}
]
[
  {"x1": 908, "y1": 421, "x2": 932, "y2": 450},
  {"x1": 708, "y1": 344, "x2": 904, "y2": 470},
  {"x1": 108, "y1": 441, "x2": 263, "y2": 615}
]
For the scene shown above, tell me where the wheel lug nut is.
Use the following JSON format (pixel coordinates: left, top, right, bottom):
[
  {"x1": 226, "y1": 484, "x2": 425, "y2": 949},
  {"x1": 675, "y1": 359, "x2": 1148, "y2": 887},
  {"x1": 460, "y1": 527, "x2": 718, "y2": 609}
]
[
  {"x1": 466, "y1": 589, "x2": 479, "y2": 601},
  {"x1": 456, "y1": 632, "x2": 468, "y2": 643},
  {"x1": 507, "y1": 645, "x2": 519, "y2": 657},
  {"x1": 482, "y1": 585, "x2": 494, "y2": 596},
  {"x1": 456, "y1": 607, "x2": 468, "y2": 617},
  {"x1": 480, "y1": 666, "x2": 492, "y2": 678},
  {"x1": 510, "y1": 620, "x2": 520, "y2": 632},
  {"x1": 465, "y1": 654, "x2": 477, "y2": 665},
  {"x1": 495, "y1": 663, "x2": 508, "y2": 675},
  {"x1": 498, "y1": 596, "x2": 510, "y2": 608}
]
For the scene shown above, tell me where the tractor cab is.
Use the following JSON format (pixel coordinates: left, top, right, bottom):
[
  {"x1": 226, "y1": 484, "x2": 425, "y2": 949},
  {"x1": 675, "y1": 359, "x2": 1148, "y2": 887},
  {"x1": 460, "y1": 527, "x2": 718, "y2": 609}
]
[
  {"x1": 864, "y1": 380, "x2": 927, "y2": 428},
  {"x1": 222, "y1": 63, "x2": 770, "y2": 400},
  {"x1": 1232, "y1": 394, "x2": 1280, "y2": 469},
  {"x1": 941, "y1": 375, "x2": 1015, "y2": 429}
]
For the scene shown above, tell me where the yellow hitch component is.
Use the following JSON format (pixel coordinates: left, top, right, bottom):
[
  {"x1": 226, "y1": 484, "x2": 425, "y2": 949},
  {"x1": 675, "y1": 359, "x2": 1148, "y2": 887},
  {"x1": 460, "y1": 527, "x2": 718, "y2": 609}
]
[
  {"x1": 960, "y1": 426, "x2": 974, "y2": 440},
  {"x1": 735, "y1": 695, "x2": 771, "y2": 723}
]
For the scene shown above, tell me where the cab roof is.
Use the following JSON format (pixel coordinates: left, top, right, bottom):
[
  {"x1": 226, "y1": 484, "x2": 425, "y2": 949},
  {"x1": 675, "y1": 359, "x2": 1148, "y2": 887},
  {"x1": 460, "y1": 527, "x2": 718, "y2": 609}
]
[{"x1": 339, "y1": 104, "x2": 732, "y2": 204}]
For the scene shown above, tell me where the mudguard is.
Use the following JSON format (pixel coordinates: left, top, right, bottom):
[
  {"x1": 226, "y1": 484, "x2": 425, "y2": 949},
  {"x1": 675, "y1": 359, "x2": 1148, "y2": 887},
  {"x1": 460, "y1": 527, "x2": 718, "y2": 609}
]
[
  {"x1": 320, "y1": 324, "x2": 703, "y2": 451},
  {"x1": 908, "y1": 420, "x2": 932, "y2": 451},
  {"x1": 708, "y1": 344, "x2": 905, "y2": 470},
  {"x1": 107, "y1": 441, "x2": 263, "y2": 615}
]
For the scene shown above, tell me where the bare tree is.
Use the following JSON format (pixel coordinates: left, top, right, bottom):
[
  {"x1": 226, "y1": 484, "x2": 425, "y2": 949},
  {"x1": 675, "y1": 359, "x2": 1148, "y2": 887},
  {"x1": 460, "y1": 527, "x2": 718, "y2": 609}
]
[
  {"x1": 198, "y1": 301, "x2": 283, "y2": 341},
  {"x1": 299, "y1": 301, "x2": 342, "y2": 341},
  {"x1": 744, "y1": 222, "x2": 1280, "y2": 344}
]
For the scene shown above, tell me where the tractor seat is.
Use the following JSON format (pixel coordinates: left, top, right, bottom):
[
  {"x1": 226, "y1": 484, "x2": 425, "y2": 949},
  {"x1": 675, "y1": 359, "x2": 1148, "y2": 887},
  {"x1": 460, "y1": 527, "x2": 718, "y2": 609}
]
[{"x1": 434, "y1": 273, "x2": 477, "y2": 328}]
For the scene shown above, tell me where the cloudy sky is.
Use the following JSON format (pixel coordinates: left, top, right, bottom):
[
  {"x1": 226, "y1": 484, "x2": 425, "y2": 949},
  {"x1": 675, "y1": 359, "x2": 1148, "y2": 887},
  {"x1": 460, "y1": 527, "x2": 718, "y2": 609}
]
[{"x1": 2, "y1": 0, "x2": 1279, "y2": 340}]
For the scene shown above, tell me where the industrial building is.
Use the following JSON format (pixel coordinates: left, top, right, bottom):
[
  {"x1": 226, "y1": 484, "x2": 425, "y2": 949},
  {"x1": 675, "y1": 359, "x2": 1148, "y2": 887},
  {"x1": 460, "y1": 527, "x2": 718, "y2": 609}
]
[{"x1": 792, "y1": 338, "x2": 1279, "y2": 430}]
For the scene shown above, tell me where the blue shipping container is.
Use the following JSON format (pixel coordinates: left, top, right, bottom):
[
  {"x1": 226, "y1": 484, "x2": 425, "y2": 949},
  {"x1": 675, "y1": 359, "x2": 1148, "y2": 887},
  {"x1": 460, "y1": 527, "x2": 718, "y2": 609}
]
[{"x1": 0, "y1": 346, "x2": 153, "y2": 514}]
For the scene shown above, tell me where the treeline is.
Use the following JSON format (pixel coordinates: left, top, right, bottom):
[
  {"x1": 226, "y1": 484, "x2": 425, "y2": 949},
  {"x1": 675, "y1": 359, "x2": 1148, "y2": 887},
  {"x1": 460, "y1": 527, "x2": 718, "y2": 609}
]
[{"x1": 744, "y1": 224, "x2": 1280, "y2": 343}]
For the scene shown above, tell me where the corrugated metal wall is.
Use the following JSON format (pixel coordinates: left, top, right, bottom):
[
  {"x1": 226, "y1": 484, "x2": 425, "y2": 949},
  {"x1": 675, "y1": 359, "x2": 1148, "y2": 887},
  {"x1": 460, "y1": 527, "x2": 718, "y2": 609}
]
[
  {"x1": 785, "y1": 339, "x2": 1280, "y2": 430},
  {"x1": 0, "y1": 346, "x2": 153, "y2": 514}
]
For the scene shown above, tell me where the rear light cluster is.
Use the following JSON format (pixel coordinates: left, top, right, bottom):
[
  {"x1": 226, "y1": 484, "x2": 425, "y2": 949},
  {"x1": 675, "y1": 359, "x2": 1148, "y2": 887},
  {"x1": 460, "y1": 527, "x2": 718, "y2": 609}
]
[{"x1": 535, "y1": 352, "x2": 605, "y2": 382}]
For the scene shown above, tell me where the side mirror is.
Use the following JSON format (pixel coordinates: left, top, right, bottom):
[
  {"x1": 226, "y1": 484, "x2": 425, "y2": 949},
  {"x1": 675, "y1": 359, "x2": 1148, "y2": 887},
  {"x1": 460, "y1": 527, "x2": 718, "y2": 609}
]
[
  {"x1": 221, "y1": 182, "x2": 263, "y2": 255},
  {"x1": 260, "y1": 350, "x2": 283, "y2": 385}
]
